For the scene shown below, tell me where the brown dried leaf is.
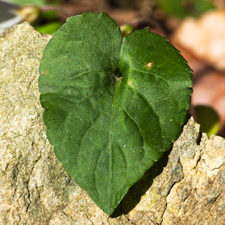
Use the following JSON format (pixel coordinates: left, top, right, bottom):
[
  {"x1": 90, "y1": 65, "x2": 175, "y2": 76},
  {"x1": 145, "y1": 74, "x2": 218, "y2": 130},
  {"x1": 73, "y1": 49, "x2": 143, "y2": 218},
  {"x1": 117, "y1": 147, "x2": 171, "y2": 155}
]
[
  {"x1": 173, "y1": 10, "x2": 225, "y2": 70},
  {"x1": 191, "y1": 71, "x2": 225, "y2": 131}
]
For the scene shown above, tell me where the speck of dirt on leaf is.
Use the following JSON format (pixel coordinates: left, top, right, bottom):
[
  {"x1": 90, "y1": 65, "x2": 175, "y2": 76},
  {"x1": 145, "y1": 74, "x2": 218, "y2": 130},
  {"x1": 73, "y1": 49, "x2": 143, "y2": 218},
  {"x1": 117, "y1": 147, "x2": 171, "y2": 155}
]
[{"x1": 146, "y1": 62, "x2": 153, "y2": 69}]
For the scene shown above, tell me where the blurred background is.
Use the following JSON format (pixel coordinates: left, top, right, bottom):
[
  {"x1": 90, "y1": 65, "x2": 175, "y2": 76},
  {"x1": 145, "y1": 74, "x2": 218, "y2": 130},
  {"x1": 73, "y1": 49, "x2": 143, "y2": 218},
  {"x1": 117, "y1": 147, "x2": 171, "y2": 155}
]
[{"x1": 1, "y1": 0, "x2": 225, "y2": 137}]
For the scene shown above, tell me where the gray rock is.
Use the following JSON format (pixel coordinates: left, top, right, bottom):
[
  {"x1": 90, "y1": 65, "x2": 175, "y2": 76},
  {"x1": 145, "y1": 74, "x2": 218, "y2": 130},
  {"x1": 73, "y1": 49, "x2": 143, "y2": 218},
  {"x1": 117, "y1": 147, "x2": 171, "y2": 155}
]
[{"x1": 1, "y1": 22, "x2": 225, "y2": 225}]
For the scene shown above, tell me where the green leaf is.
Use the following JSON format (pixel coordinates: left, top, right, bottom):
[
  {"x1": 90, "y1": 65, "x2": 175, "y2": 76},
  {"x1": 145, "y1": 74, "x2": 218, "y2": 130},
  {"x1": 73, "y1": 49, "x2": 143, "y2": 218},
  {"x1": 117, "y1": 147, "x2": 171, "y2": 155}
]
[
  {"x1": 39, "y1": 12, "x2": 192, "y2": 215},
  {"x1": 194, "y1": 105, "x2": 220, "y2": 136},
  {"x1": 10, "y1": 0, "x2": 46, "y2": 6},
  {"x1": 157, "y1": 0, "x2": 216, "y2": 19},
  {"x1": 34, "y1": 22, "x2": 62, "y2": 35}
]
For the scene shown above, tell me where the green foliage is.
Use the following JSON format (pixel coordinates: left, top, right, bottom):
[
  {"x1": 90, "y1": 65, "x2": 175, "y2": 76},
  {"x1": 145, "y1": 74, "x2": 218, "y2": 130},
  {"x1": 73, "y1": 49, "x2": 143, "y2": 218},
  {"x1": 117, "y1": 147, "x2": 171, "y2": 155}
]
[
  {"x1": 194, "y1": 105, "x2": 220, "y2": 136},
  {"x1": 33, "y1": 10, "x2": 62, "y2": 34},
  {"x1": 34, "y1": 21, "x2": 62, "y2": 34},
  {"x1": 120, "y1": 24, "x2": 134, "y2": 37},
  {"x1": 9, "y1": 0, "x2": 46, "y2": 6},
  {"x1": 9, "y1": 0, "x2": 62, "y2": 6},
  {"x1": 157, "y1": 0, "x2": 216, "y2": 19},
  {"x1": 39, "y1": 12, "x2": 192, "y2": 215}
]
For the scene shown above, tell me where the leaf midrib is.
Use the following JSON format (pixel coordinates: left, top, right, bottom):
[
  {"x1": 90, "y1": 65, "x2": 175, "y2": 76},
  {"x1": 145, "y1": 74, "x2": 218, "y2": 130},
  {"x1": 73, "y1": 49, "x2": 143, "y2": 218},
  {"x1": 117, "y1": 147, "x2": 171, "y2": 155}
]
[{"x1": 108, "y1": 78, "x2": 121, "y2": 207}]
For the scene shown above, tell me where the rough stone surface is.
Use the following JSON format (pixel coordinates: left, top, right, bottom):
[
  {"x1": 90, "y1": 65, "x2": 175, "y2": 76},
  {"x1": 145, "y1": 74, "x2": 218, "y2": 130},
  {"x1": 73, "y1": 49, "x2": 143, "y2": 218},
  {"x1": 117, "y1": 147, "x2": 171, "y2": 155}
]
[{"x1": 1, "y1": 22, "x2": 225, "y2": 225}]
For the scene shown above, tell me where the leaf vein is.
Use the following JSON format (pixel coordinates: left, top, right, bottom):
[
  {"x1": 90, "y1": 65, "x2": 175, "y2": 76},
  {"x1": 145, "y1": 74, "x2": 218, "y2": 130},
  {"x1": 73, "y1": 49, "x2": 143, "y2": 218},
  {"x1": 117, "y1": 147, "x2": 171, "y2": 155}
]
[
  {"x1": 116, "y1": 104, "x2": 145, "y2": 156},
  {"x1": 124, "y1": 83, "x2": 163, "y2": 141},
  {"x1": 129, "y1": 69, "x2": 179, "y2": 106}
]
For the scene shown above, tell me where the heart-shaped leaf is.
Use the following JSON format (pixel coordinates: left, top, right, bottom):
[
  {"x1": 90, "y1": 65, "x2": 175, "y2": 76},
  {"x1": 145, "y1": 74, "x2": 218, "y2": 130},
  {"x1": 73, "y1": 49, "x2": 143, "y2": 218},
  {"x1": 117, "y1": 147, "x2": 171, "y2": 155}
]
[{"x1": 39, "y1": 12, "x2": 192, "y2": 215}]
